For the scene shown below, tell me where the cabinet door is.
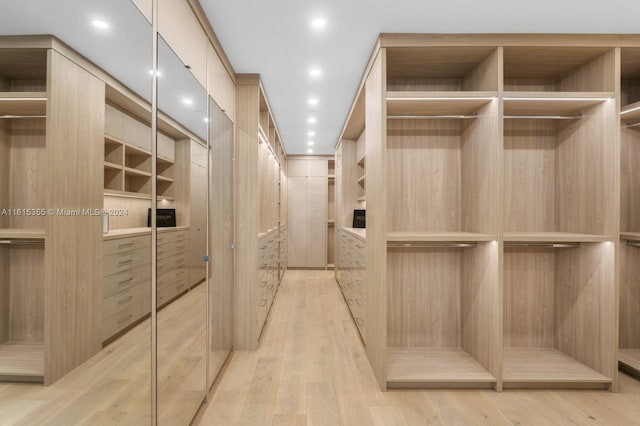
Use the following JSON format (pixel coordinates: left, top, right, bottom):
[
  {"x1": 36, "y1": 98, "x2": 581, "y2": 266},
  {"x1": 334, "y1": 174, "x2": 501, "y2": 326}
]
[
  {"x1": 306, "y1": 176, "x2": 327, "y2": 267},
  {"x1": 189, "y1": 161, "x2": 207, "y2": 285},
  {"x1": 287, "y1": 159, "x2": 327, "y2": 177},
  {"x1": 287, "y1": 176, "x2": 308, "y2": 267}
]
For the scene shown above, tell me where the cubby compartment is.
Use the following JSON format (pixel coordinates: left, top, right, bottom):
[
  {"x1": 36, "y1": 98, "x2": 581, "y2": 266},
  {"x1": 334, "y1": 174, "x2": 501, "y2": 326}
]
[
  {"x1": 620, "y1": 238, "x2": 640, "y2": 376},
  {"x1": 386, "y1": 46, "x2": 498, "y2": 92},
  {"x1": 503, "y1": 47, "x2": 615, "y2": 93},
  {"x1": 503, "y1": 243, "x2": 615, "y2": 388},
  {"x1": 620, "y1": 48, "x2": 640, "y2": 111},
  {"x1": 503, "y1": 99, "x2": 616, "y2": 241},
  {"x1": 386, "y1": 242, "x2": 499, "y2": 388},
  {"x1": 386, "y1": 99, "x2": 499, "y2": 240}
]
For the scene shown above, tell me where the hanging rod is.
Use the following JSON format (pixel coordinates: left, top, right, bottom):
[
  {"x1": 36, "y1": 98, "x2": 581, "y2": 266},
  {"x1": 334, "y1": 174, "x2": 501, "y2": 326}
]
[
  {"x1": 625, "y1": 240, "x2": 640, "y2": 248},
  {"x1": 0, "y1": 115, "x2": 46, "y2": 119},
  {"x1": 504, "y1": 242, "x2": 581, "y2": 248},
  {"x1": 625, "y1": 121, "x2": 640, "y2": 129},
  {"x1": 0, "y1": 239, "x2": 44, "y2": 245},
  {"x1": 387, "y1": 114, "x2": 477, "y2": 120},
  {"x1": 387, "y1": 242, "x2": 477, "y2": 248},
  {"x1": 504, "y1": 114, "x2": 582, "y2": 120}
]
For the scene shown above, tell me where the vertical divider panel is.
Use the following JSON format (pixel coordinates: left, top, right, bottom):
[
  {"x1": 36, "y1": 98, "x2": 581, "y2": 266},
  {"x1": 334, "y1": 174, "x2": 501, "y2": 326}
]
[
  {"x1": 496, "y1": 46, "x2": 505, "y2": 391},
  {"x1": 366, "y1": 49, "x2": 387, "y2": 389}
]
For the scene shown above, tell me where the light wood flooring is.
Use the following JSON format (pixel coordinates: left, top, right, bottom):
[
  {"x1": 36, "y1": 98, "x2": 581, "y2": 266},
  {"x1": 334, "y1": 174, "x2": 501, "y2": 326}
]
[{"x1": 198, "y1": 270, "x2": 640, "y2": 426}]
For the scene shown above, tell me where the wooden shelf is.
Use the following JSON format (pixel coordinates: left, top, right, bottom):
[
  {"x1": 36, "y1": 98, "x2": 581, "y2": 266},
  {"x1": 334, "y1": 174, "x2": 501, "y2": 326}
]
[
  {"x1": 343, "y1": 228, "x2": 366, "y2": 240},
  {"x1": 386, "y1": 91, "x2": 496, "y2": 116},
  {"x1": 124, "y1": 167, "x2": 152, "y2": 178},
  {"x1": 357, "y1": 154, "x2": 366, "y2": 167},
  {"x1": 104, "y1": 189, "x2": 151, "y2": 200},
  {"x1": 619, "y1": 349, "x2": 640, "y2": 374},
  {"x1": 104, "y1": 161, "x2": 123, "y2": 170},
  {"x1": 387, "y1": 232, "x2": 496, "y2": 243},
  {"x1": 357, "y1": 175, "x2": 366, "y2": 186},
  {"x1": 503, "y1": 348, "x2": 611, "y2": 385},
  {"x1": 0, "y1": 228, "x2": 45, "y2": 240},
  {"x1": 386, "y1": 347, "x2": 496, "y2": 386},
  {"x1": 0, "y1": 92, "x2": 47, "y2": 116},
  {"x1": 621, "y1": 100, "x2": 640, "y2": 121},
  {"x1": 0, "y1": 341, "x2": 44, "y2": 381},
  {"x1": 156, "y1": 175, "x2": 174, "y2": 183},
  {"x1": 124, "y1": 143, "x2": 151, "y2": 157},
  {"x1": 327, "y1": 220, "x2": 335, "y2": 226},
  {"x1": 503, "y1": 232, "x2": 611, "y2": 243},
  {"x1": 503, "y1": 92, "x2": 614, "y2": 116},
  {"x1": 356, "y1": 196, "x2": 366, "y2": 202},
  {"x1": 621, "y1": 232, "x2": 640, "y2": 242},
  {"x1": 157, "y1": 156, "x2": 175, "y2": 166}
]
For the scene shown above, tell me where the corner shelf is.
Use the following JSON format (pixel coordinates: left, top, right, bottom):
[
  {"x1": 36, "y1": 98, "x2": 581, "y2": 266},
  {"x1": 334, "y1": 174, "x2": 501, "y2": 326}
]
[
  {"x1": 357, "y1": 175, "x2": 366, "y2": 186},
  {"x1": 357, "y1": 154, "x2": 366, "y2": 167},
  {"x1": 620, "y1": 100, "x2": 640, "y2": 121}
]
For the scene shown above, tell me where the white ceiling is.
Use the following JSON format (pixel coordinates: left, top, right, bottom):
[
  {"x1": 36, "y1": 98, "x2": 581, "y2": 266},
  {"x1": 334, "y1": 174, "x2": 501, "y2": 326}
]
[{"x1": 200, "y1": 0, "x2": 640, "y2": 155}]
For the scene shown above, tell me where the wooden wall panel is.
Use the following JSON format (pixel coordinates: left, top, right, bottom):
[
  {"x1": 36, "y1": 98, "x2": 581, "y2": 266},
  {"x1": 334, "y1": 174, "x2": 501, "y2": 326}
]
[
  {"x1": 464, "y1": 48, "x2": 500, "y2": 92},
  {"x1": 307, "y1": 176, "x2": 327, "y2": 268},
  {"x1": 9, "y1": 245, "x2": 44, "y2": 342},
  {"x1": 556, "y1": 243, "x2": 616, "y2": 379},
  {"x1": 286, "y1": 176, "x2": 307, "y2": 267},
  {"x1": 207, "y1": 44, "x2": 234, "y2": 122},
  {"x1": 620, "y1": 127, "x2": 640, "y2": 232},
  {"x1": 0, "y1": 123, "x2": 7, "y2": 342},
  {"x1": 503, "y1": 120, "x2": 557, "y2": 232},
  {"x1": 44, "y1": 50, "x2": 104, "y2": 384},
  {"x1": 189, "y1": 148, "x2": 206, "y2": 285},
  {"x1": 339, "y1": 139, "x2": 358, "y2": 229},
  {"x1": 0, "y1": 246, "x2": 7, "y2": 343},
  {"x1": 461, "y1": 242, "x2": 500, "y2": 378},
  {"x1": 461, "y1": 100, "x2": 500, "y2": 234},
  {"x1": 9, "y1": 118, "x2": 45, "y2": 230},
  {"x1": 0, "y1": 120, "x2": 8, "y2": 228},
  {"x1": 387, "y1": 248, "x2": 461, "y2": 347},
  {"x1": 233, "y1": 83, "x2": 259, "y2": 349},
  {"x1": 365, "y1": 49, "x2": 387, "y2": 389},
  {"x1": 557, "y1": 102, "x2": 616, "y2": 236},
  {"x1": 620, "y1": 243, "x2": 640, "y2": 349},
  {"x1": 387, "y1": 119, "x2": 461, "y2": 232},
  {"x1": 503, "y1": 248, "x2": 556, "y2": 348},
  {"x1": 102, "y1": 197, "x2": 150, "y2": 230}
]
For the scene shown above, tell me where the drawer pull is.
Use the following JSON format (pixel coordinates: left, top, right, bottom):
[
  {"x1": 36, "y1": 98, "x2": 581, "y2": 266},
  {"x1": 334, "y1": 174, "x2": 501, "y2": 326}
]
[
  {"x1": 117, "y1": 314, "x2": 133, "y2": 324},
  {"x1": 118, "y1": 242, "x2": 135, "y2": 248},
  {"x1": 258, "y1": 299, "x2": 267, "y2": 307},
  {"x1": 176, "y1": 245, "x2": 185, "y2": 250},
  {"x1": 356, "y1": 318, "x2": 364, "y2": 326},
  {"x1": 118, "y1": 295, "x2": 134, "y2": 305},
  {"x1": 356, "y1": 299, "x2": 363, "y2": 306},
  {"x1": 118, "y1": 258, "x2": 133, "y2": 265},
  {"x1": 118, "y1": 277, "x2": 134, "y2": 285},
  {"x1": 176, "y1": 259, "x2": 186, "y2": 264},
  {"x1": 267, "y1": 284, "x2": 274, "y2": 289}
]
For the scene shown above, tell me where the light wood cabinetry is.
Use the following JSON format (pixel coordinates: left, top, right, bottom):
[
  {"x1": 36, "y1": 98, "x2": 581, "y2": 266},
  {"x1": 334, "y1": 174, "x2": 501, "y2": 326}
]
[
  {"x1": 287, "y1": 157, "x2": 329, "y2": 268},
  {"x1": 0, "y1": 42, "x2": 104, "y2": 384},
  {"x1": 620, "y1": 47, "x2": 640, "y2": 378},
  {"x1": 335, "y1": 34, "x2": 640, "y2": 392},
  {"x1": 234, "y1": 75, "x2": 287, "y2": 349}
]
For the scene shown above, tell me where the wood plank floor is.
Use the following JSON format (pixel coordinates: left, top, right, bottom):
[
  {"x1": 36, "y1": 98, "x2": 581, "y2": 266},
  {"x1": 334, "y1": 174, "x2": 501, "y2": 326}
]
[{"x1": 198, "y1": 270, "x2": 640, "y2": 426}]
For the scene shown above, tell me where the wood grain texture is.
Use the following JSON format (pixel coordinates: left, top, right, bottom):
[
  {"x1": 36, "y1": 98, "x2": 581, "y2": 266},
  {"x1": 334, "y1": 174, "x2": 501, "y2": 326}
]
[
  {"x1": 234, "y1": 80, "x2": 260, "y2": 349},
  {"x1": 208, "y1": 99, "x2": 234, "y2": 382},
  {"x1": 620, "y1": 127, "x2": 640, "y2": 232},
  {"x1": 555, "y1": 243, "x2": 616, "y2": 382},
  {"x1": 44, "y1": 50, "x2": 104, "y2": 384},
  {"x1": 560, "y1": 48, "x2": 616, "y2": 93},
  {"x1": 188, "y1": 142, "x2": 206, "y2": 285},
  {"x1": 387, "y1": 118, "x2": 462, "y2": 232},
  {"x1": 365, "y1": 49, "x2": 387, "y2": 389},
  {"x1": 620, "y1": 242, "x2": 640, "y2": 350},
  {"x1": 8, "y1": 245, "x2": 44, "y2": 343},
  {"x1": 0, "y1": 121, "x2": 8, "y2": 343},
  {"x1": 503, "y1": 119, "x2": 558, "y2": 232},
  {"x1": 387, "y1": 247, "x2": 462, "y2": 348}
]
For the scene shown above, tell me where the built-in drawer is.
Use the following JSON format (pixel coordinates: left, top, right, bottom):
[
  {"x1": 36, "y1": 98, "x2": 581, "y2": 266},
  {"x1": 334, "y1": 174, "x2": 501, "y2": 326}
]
[
  {"x1": 102, "y1": 302, "x2": 142, "y2": 341},
  {"x1": 103, "y1": 264, "x2": 151, "y2": 298},
  {"x1": 157, "y1": 279, "x2": 189, "y2": 306},
  {"x1": 156, "y1": 253, "x2": 187, "y2": 276},
  {"x1": 104, "y1": 234, "x2": 150, "y2": 256},
  {"x1": 103, "y1": 247, "x2": 151, "y2": 277},
  {"x1": 158, "y1": 268, "x2": 188, "y2": 290},
  {"x1": 102, "y1": 282, "x2": 144, "y2": 320},
  {"x1": 156, "y1": 229, "x2": 187, "y2": 245}
]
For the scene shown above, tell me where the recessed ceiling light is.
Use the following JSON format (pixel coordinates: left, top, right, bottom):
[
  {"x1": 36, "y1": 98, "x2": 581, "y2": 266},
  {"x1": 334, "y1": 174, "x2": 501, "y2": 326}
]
[
  {"x1": 148, "y1": 69, "x2": 162, "y2": 77},
  {"x1": 92, "y1": 20, "x2": 109, "y2": 29},
  {"x1": 307, "y1": 131, "x2": 316, "y2": 137},
  {"x1": 309, "y1": 68, "x2": 322, "y2": 78},
  {"x1": 204, "y1": 117, "x2": 210, "y2": 123},
  {"x1": 311, "y1": 18, "x2": 326, "y2": 28},
  {"x1": 307, "y1": 149, "x2": 314, "y2": 154},
  {"x1": 307, "y1": 141, "x2": 315, "y2": 146},
  {"x1": 308, "y1": 97, "x2": 319, "y2": 106},
  {"x1": 307, "y1": 117, "x2": 317, "y2": 124},
  {"x1": 183, "y1": 98, "x2": 193, "y2": 105}
]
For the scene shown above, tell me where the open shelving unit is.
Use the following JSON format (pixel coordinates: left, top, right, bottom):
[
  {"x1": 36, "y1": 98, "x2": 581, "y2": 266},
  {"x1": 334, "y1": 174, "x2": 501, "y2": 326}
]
[
  {"x1": 327, "y1": 159, "x2": 335, "y2": 269},
  {"x1": 620, "y1": 47, "x2": 640, "y2": 378},
  {"x1": 334, "y1": 34, "x2": 634, "y2": 392}
]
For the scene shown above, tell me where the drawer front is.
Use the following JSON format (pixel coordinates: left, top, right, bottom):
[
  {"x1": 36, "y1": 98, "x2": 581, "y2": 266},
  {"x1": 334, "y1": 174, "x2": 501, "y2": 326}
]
[
  {"x1": 156, "y1": 253, "x2": 188, "y2": 276},
  {"x1": 102, "y1": 302, "x2": 142, "y2": 341},
  {"x1": 158, "y1": 268, "x2": 188, "y2": 290},
  {"x1": 103, "y1": 283, "x2": 144, "y2": 320},
  {"x1": 157, "y1": 279, "x2": 189, "y2": 306},
  {"x1": 104, "y1": 235, "x2": 150, "y2": 256},
  {"x1": 104, "y1": 248, "x2": 151, "y2": 277},
  {"x1": 103, "y1": 264, "x2": 151, "y2": 298}
]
